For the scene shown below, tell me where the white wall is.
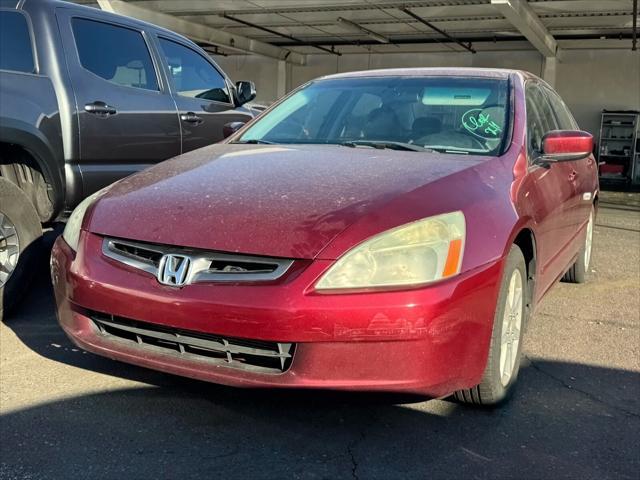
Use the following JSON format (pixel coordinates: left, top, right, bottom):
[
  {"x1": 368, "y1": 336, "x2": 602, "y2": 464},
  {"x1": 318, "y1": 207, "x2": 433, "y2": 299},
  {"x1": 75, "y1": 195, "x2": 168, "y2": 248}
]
[
  {"x1": 554, "y1": 49, "x2": 640, "y2": 137},
  {"x1": 216, "y1": 46, "x2": 640, "y2": 138}
]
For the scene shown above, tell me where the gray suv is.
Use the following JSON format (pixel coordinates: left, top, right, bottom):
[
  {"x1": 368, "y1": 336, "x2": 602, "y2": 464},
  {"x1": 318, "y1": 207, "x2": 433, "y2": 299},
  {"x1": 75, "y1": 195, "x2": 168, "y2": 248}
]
[{"x1": 0, "y1": 0, "x2": 257, "y2": 313}]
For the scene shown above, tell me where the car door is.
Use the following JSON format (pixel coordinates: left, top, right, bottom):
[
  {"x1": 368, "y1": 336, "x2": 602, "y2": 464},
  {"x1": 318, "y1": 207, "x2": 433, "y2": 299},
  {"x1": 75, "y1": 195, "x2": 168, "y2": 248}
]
[
  {"x1": 155, "y1": 36, "x2": 253, "y2": 153},
  {"x1": 525, "y1": 83, "x2": 576, "y2": 293},
  {"x1": 544, "y1": 86, "x2": 597, "y2": 231},
  {"x1": 57, "y1": 11, "x2": 181, "y2": 196}
]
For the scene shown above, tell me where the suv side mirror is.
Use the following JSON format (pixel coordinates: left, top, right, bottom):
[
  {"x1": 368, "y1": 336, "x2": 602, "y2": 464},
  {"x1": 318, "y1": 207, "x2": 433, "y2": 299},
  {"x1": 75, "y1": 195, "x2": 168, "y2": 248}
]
[
  {"x1": 540, "y1": 130, "x2": 593, "y2": 162},
  {"x1": 223, "y1": 121, "x2": 245, "y2": 138},
  {"x1": 235, "y1": 81, "x2": 256, "y2": 106}
]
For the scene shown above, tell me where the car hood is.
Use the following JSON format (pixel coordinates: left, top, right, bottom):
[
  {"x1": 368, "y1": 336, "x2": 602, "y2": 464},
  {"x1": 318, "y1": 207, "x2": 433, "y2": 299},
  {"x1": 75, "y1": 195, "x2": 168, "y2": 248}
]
[{"x1": 87, "y1": 144, "x2": 484, "y2": 259}]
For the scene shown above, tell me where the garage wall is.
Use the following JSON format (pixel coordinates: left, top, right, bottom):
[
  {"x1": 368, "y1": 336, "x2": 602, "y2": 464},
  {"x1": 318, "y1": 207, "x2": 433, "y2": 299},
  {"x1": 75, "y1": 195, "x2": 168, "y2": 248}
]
[
  {"x1": 554, "y1": 49, "x2": 640, "y2": 137},
  {"x1": 216, "y1": 47, "x2": 640, "y2": 138},
  {"x1": 219, "y1": 55, "x2": 281, "y2": 102}
]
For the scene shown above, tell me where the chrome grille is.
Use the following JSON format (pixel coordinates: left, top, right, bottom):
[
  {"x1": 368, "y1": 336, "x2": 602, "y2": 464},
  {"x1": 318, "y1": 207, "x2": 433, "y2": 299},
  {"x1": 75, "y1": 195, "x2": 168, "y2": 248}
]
[
  {"x1": 102, "y1": 237, "x2": 294, "y2": 285},
  {"x1": 90, "y1": 311, "x2": 294, "y2": 374}
]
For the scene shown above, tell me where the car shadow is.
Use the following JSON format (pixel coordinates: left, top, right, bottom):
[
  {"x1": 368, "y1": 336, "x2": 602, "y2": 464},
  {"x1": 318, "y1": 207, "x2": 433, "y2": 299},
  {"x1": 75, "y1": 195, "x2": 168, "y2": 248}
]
[
  {"x1": 2, "y1": 230, "x2": 639, "y2": 479},
  {"x1": 1, "y1": 360, "x2": 638, "y2": 479}
]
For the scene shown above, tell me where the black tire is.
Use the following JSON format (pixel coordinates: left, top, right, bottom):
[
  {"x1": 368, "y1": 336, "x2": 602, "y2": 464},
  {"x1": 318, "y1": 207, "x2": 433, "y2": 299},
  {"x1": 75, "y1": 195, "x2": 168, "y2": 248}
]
[
  {"x1": 454, "y1": 244, "x2": 527, "y2": 406},
  {"x1": 0, "y1": 177, "x2": 42, "y2": 317},
  {"x1": 562, "y1": 207, "x2": 594, "y2": 284}
]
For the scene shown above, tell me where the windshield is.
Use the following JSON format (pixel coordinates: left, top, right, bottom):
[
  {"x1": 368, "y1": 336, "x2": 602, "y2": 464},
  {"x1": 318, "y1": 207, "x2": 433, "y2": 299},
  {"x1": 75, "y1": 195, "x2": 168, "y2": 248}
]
[{"x1": 238, "y1": 76, "x2": 510, "y2": 155}]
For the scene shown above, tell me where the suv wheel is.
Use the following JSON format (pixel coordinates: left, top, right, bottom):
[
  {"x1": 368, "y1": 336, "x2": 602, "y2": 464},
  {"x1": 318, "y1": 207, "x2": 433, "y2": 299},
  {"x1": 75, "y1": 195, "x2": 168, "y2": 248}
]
[{"x1": 0, "y1": 177, "x2": 42, "y2": 316}]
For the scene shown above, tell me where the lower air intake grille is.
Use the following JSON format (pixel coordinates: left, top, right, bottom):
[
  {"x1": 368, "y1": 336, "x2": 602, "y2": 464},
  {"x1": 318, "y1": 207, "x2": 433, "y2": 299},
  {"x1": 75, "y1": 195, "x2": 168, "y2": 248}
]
[{"x1": 90, "y1": 312, "x2": 294, "y2": 374}]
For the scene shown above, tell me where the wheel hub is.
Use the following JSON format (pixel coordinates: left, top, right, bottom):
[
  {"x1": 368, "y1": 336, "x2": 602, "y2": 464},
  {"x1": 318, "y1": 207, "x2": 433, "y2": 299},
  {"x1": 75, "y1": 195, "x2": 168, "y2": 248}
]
[
  {"x1": 499, "y1": 269, "x2": 523, "y2": 387},
  {"x1": 0, "y1": 212, "x2": 20, "y2": 288}
]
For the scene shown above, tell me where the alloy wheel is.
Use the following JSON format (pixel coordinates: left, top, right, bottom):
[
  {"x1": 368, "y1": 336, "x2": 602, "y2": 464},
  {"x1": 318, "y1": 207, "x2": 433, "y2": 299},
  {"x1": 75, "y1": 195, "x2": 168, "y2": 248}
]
[
  {"x1": 0, "y1": 212, "x2": 20, "y2": 287},
  {"x1": 499, "y1": 268, "x2": 523, "y2": 387}
]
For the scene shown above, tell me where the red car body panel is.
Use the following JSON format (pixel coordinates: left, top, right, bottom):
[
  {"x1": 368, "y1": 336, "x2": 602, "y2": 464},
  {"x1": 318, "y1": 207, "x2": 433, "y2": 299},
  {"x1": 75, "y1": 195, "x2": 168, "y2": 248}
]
[
  {"x1": 86, "y1": 144, "x2": 490, "y2": 260},
  {"x1": 52, "y1": 68, "x2": 598, "y2": 396},
  {"x1": 52, "y1": 235, "x2": 503, "y2": 396}
]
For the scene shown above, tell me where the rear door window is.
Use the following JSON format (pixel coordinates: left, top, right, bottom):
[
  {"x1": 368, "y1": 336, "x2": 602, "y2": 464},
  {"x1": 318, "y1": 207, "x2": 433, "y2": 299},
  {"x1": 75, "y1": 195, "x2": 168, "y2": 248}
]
[
  {"x1": 158, "y1": 38, "x2": 231, "y2": 104},
  {"x1": 71, "y1": 18, "x2": 159, "y2": 91},
  {"x1": 0, "y1": 11, "x2": 34, "y2": 72}
]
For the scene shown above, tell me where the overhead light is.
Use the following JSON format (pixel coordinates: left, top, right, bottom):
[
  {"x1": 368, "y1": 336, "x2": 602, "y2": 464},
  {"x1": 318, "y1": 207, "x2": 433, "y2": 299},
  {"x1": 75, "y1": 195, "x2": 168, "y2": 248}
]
[{"x1": 337, "y1": 17, "x2": 390, "y2": 44}]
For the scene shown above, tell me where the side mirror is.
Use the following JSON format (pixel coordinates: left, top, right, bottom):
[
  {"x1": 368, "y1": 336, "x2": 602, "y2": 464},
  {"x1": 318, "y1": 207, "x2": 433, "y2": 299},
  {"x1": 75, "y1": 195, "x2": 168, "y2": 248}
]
[
  {"x1": 235, "y1": 80, "x2": 256, "y2": 106},
  {"x1": 223, "y1": 121, "x2": 245, "y2": 138},
  {"x1": 540, "y1": 130, "x2": 593, "y2": 162}
]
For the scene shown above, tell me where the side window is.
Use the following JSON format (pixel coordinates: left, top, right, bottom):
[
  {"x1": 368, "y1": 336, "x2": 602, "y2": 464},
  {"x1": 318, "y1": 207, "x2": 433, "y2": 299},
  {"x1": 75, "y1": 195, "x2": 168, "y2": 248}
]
[
  {"x1": 532, "y1": 85, "x2": 559, "y2": 134},
  {"x1": 526, "y1": 83, "x2": 559, "y2": 158},
  {"x1": 545, "y1": 87, "x2": 578, "y2": 130},
  {"x1": 525, "y1": 86, "x2": 544, "y2": 159},
  {"x1": 0, "y1": 11, "x2": 34, "y2": 73},
  {"x1": 72, "y1": 18, "x2": 159, "y2": 91},
  {"x1": 341, "y1": 92, "x2": 382, "y2": 138},
  {"x1": 158, "y1": 38, "x2": 231, "y2": 104},
  {"x1": 352, "y1": 93, "x2": 382, "y2": 117}
]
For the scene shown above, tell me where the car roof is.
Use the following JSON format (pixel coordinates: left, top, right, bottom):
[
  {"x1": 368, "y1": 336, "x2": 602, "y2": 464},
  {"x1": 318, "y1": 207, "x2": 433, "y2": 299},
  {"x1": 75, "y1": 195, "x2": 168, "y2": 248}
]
[{"x1": 320, "y1": 67, "x2": 538, "y2": 82}]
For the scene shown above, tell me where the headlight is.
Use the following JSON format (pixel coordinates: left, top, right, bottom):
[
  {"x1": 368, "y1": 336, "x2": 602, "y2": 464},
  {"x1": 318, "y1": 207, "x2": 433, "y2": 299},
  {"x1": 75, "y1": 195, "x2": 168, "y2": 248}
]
[
  {"x1": 62, "y1": 188, "x2": 107, "y2": 251},
  {"x1": 315, "y1": 211, "x2": 466, "y2": 291}
]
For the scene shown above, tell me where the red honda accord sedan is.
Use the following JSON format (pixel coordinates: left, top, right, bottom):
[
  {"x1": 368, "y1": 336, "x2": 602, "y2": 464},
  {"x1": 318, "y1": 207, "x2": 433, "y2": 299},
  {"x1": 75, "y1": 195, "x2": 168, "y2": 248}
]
[{"x1": 51, "y1": 68, "x2": 598, "y2": 405}]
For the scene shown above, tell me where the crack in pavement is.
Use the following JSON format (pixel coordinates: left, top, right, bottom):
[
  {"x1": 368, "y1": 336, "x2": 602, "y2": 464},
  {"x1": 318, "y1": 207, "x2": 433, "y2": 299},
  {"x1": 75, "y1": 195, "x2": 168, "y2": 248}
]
[
  {"x1": 526, "y1": 355, "x2": 640, "y2": 419},
  {"x1": 346, "y1": 428, "x2": 366, "y2": 480}
]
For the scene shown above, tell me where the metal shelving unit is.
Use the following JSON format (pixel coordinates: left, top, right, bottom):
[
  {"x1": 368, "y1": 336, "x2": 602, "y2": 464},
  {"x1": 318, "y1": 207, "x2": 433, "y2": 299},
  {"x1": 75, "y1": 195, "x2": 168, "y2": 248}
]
[{"x1": 597, "y1": 110, "x2": 640, "y2": 186}]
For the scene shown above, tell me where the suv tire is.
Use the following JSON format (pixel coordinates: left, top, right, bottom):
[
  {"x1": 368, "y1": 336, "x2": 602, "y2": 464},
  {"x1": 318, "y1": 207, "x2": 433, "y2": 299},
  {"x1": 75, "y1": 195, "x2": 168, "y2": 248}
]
[{"x1": 0, "y1": 177, "x2": 42, "y2": 317}]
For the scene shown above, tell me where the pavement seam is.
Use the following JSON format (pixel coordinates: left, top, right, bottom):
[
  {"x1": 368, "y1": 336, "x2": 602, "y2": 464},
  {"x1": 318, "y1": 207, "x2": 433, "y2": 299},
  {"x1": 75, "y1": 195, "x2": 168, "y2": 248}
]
[
  {"x1": 525, "y1": 355, "x2": 640, "y2": 419},
  {"x1": 346, "y1": 428, "x2": 365, "y2": 480}
]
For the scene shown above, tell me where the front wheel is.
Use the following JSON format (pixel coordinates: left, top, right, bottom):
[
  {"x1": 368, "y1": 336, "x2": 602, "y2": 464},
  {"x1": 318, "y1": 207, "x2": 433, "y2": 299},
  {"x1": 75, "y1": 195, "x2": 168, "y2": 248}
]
[
  {"x1": 562, "y1": 207, "x2": 594, "y2": 284},
  {"x1": 454, "y1": 244, "x2": 527, "y2": 406},
  {"x1": 0, "y1": 177, "x2": 42, "y2": 316}
]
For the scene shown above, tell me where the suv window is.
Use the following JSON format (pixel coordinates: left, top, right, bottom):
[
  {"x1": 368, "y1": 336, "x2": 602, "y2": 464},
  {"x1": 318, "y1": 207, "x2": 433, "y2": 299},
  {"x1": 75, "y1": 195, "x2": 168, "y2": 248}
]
[
  {"x1": 72, "y1": 18, "x2": 158, "y2": 91},
  {"x1": 0, "y1": 11, "x2": 34, "y2": 73},
  {"x1": 544, "y1": 87, "x2": 577, "y2": 130},
  {"x1": 158, "y1": 38, "x2": 231, "y2": 103}
]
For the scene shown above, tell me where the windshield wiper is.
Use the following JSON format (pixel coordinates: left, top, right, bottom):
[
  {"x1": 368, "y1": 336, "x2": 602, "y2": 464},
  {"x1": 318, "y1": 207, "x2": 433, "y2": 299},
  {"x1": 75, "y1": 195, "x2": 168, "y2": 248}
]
[
  {"x1": 232, "y1": 139, "x2": 275, "y2": 145},
  {"x1": 340, "y1": 140, "x2": 430, "y2": 152},
  {"x1": 423, "y1": 146, "x2": 472, "y2": 155}
]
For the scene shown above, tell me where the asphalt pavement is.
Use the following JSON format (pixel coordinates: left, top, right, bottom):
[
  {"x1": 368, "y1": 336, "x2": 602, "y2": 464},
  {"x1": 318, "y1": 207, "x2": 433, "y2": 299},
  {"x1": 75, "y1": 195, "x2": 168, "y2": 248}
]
[{"x1": 1, "y1": 192, "x2": 639, "y2": 479}]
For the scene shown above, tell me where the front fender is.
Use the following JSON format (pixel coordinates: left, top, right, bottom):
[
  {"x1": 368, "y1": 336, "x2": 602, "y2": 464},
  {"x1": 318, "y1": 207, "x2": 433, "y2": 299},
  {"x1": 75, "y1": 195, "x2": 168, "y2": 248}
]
[{"x1": 0, "y1": 119, "x2": 65, "y2": 218}]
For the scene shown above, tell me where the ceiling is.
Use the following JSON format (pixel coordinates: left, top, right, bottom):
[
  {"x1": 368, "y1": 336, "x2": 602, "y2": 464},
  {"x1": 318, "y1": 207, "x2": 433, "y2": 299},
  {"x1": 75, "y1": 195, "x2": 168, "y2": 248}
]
[{"x1": 72, "y1": 0, "x2": 638, "y2": 55}]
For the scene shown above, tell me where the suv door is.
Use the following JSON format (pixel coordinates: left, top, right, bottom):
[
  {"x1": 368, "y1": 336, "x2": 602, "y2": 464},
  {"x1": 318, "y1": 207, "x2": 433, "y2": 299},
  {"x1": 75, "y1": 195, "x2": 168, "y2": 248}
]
[
  {"x1": 57, "y1": 11, "x2": 181, "y2": 197},
  {"x1": 156, "y1": 37, "x2": 253, "y2": 153},
  {"x1": 525, "y1": 82, "x2": 576, "y2": 292}
]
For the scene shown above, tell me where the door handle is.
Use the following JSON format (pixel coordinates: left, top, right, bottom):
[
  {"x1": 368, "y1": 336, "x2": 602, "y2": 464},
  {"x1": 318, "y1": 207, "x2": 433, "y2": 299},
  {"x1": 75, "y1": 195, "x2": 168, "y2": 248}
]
[
  {"x1": 84, "y1": 101, "x2": 117, "y2": 116},
  {"x1": 180, "y1": 112, "x2": 203, "y2": 124},
  {"x1": 568, "y1": 170, "x2": 578, "y2": 182}
]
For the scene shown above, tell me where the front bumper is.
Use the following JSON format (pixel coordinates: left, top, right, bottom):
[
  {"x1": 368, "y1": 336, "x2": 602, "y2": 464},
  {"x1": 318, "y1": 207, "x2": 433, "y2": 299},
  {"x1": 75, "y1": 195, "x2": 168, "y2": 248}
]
[{"x1": 51, "y1": 232, "x2": 504, "y2": 397}]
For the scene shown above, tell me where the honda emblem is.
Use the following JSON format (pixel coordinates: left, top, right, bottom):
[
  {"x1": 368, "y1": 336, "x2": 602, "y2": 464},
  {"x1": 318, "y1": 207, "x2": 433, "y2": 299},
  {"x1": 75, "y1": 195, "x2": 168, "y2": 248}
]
[{"x1": 157, "y1": 254, "x2": 191, "y2": 287}]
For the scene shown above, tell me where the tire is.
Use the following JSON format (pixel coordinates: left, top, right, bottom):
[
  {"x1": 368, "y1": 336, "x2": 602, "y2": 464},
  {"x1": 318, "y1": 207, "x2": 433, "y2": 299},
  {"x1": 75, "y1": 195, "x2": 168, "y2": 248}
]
[
  {"x1": 562, "y1": 207, "x2": 594, "y2": 284},
  {"x1": 453, "y1": 244, "x2": 527, "y2": 406},
  {"x1": 0, "y1": 177, "x2": 42, "y2": 317}
]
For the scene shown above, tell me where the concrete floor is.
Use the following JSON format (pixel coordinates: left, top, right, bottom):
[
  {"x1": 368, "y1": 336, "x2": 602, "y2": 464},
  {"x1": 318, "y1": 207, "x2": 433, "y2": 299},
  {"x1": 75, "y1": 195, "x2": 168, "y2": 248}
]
[{"x1": 1, "y1": 194, "x2": 639, "y2": 479}]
